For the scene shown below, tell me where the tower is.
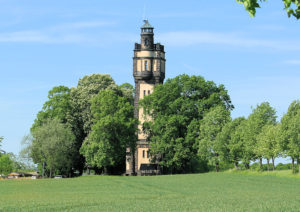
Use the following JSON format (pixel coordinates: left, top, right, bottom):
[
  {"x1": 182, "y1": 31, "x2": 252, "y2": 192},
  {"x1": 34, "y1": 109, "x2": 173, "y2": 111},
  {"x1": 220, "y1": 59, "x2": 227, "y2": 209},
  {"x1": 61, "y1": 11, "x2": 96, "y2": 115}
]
[{"x1": 126, "y1": 20, "x2": 166, "y2": 176}]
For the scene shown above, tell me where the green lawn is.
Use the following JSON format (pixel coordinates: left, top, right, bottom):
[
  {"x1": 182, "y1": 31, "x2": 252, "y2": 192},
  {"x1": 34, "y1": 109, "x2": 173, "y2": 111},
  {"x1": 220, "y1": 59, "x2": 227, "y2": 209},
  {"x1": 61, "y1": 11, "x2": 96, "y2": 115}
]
[{"x1": 0, "y1": 172, "x2": 299, "y2": 211}]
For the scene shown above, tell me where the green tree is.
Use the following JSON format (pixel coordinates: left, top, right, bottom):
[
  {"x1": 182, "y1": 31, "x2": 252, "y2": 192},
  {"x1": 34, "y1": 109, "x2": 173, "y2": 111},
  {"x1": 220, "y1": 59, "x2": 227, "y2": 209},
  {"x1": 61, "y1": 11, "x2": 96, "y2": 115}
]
[
  {"x1": 198, "y1": 106, "x2": 231, "y2": 172},
  {"x1": 237, "y1": 0, "x2": 300, "y2": 19},
  {"x1": 140, "y1": 74, "x2": 233, "y2": 174},
  {"x1": 31, "y1": 86, "x2": 71, "y2": 131},
  {"x1": 256, "y1": 124, "x2": 281, "y2": 171},
  {"x1": 280, "y1": 100, "x2": 300, "y2": 173},
  {"x1": 0, "y1": 136, "x2": 4, "y2": 155},
  {"x1": 68, "y1": 74, "x2": 116, "y2": 172},
  {"x1": 80, "y1": 88, "x2": 137, "y2": 174},
  {"x1": 0, "y1": 154, "x2": 13, "y2": 175},
  {"x1": 216, "y1": 117, "x2": 246, "y2": 170},
  {"x1": 242, "y1": 102, "x2": 277, "y2": 169},
  {"x1": 69, "y1": 74, "x2": 116, "y2": 136},
  {"x1": 31, "y1": 118, "x2": 76, "y2": 177}
]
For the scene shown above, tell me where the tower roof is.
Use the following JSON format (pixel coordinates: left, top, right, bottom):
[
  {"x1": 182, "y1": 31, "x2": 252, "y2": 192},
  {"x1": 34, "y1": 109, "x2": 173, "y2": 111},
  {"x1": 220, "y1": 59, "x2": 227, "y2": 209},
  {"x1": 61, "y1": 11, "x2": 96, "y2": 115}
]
[{"x1": 141, "y1": 20, "x2": 153, "y2": 29}]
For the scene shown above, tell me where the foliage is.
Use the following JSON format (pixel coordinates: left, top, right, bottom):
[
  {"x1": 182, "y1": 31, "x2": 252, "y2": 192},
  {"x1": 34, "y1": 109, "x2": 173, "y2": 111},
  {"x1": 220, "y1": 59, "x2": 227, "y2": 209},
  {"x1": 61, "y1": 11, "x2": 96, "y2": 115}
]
[
  {"x1": 256, "y1": 124, "x2": 281, "y2": 170},
  {"x1": 31, "y1": 118, "x2": 76, "y2": 177},
  {"x1": 0, "y1": 154, "x2": 13, "y2": 175},
  {"x1": 280, "y1": 100, "x2": 300, "y2": 173},
  {"x1": 31, "y1": 86, "x2": 71, "y2": 131},
  {"x1": 140, "y1": 74, "x2": 233, "y2": 173},
  {"x1": 216, "y1": 117, "x2": 246, "y2": 169},
  {"x1": 80, "y1": 88, "x2": 137, "y2": 174},
  {"x1": 69, "y1": 74, "x2": 116, "y2": 136},
  {"x1": 198, "y1": 106, "x2": 231, "y2": 172},
  {"x1": 275, "y1": 163, "x2": 292, "y2": 170},
  {"x1": 241, "y1": 102, "x2": 277, "y2": 168},
  {"x1": 236, "y1": 0, "x2": 300, "y2": 19},
  {"x1": 0, "y1": 136, "x2": 4, "y2": 155},
  {"x1": 0, "y1": 173, "x2": 300, "y2": 211}
]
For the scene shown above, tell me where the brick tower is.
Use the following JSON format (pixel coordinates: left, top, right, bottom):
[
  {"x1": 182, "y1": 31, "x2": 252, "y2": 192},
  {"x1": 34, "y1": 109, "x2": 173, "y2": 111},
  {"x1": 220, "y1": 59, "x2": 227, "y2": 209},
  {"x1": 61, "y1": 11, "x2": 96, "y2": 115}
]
[{"x1": 126, "y1": 20, "x2": 166, "y2": 176}]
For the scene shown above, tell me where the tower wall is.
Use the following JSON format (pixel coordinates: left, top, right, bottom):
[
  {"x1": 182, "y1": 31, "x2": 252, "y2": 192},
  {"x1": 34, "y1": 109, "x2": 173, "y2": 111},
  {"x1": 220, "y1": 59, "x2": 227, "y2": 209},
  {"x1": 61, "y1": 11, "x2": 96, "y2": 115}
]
[{"x1": 126, "y1": 20, "x2": 165, "y2": 176}]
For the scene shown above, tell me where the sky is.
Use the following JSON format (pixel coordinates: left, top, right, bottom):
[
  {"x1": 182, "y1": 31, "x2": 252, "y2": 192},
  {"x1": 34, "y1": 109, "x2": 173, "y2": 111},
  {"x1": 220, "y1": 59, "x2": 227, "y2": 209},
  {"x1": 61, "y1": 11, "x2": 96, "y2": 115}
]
[{"x1": 0, "y1": 0, "x2": 300, "y2": 161}]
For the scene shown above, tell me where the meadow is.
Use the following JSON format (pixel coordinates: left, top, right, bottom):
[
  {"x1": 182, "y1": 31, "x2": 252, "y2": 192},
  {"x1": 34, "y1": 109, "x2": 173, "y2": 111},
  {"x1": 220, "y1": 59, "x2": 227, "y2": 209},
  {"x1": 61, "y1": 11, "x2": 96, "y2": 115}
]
[{"x1": 0, "y1": 171, "x2": 299, "y2": 212}]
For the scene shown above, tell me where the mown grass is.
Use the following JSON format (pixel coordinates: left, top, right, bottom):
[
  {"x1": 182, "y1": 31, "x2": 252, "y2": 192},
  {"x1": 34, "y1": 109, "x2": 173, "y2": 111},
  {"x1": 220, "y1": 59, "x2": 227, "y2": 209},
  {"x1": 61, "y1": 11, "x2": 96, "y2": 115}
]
[{"x1": 0, "y1": 172, "x2": 299, "y2": 211}]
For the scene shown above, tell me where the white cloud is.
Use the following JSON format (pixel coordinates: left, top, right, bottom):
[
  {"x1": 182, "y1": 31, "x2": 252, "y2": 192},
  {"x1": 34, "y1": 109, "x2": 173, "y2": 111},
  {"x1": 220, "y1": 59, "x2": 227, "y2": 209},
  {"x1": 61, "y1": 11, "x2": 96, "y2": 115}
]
[
  {"x1": 0, "y1": 21, "x2": 117, "y2": 44},
  {"x1": 157, "y1": 31, "x2": 300, "y2": 51}
]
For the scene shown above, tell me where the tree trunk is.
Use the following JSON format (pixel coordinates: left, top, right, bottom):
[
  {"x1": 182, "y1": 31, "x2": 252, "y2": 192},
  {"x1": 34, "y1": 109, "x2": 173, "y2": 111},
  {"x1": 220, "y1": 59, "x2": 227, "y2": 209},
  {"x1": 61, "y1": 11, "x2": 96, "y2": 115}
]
[
  {"x1": 234, "y1": 162, "x2": 239, "y2": 170},
  {"x1": 245, "y1": 163, "x2": 250, "y2": 169},
  {"x1": 216, "y1": 161, "x2": 219, "y2": 172},
  {"x1": 131, "y1": 151, "x2": 136, "y2": 176},
  {"x1": 297, "y1": 158, "x2": 300, "y2": 174},
  {"x1": 272, "y1": 157, "x2": 275, "y2": 171},
  {"x1": 267, "y1": 159, "x2": 270, "y2": 172},
  {"x1": 103, "y1": 166, "x2": 108, "y2": 175},
  {"x1": 292, "y1": 157, "x2": 295, "y2": 173},
  {"x1": 50, "y1": 168, "x2": 52, "y2": 178},
  {"x1": 259, "y1": 157, "x2": 263, "y2": 171}
]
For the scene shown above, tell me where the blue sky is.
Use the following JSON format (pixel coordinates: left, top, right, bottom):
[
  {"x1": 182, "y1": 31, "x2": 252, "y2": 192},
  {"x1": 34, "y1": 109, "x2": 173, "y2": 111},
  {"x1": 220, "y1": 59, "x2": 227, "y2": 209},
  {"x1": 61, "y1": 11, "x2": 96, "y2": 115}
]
[{"x1": 1, "y1": 0, "x2": 300, "y2": 160}]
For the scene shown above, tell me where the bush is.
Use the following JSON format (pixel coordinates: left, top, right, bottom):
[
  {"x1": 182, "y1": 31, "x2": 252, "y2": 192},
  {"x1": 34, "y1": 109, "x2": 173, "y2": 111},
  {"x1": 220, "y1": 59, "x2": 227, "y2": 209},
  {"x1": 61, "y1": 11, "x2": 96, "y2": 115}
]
[{"x1": 275, "y1": 163, "x2": 292, "y2": 170}]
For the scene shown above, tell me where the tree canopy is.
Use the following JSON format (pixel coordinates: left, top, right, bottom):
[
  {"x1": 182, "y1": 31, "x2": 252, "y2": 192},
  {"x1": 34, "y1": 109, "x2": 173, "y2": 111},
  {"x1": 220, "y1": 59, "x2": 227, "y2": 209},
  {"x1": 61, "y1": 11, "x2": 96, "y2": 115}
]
[
  {"x1": 140, "y1": 74, "x2": 233, "y2": 173},
  {"x1": 237, "y1": 0, "x2": 300, "y2": 19},
  {"x1": 31, "y1": 118, "x2": 76, "y2": 177},
  {"x1": 80, "y1": 88, "x2": 137, "y2": 174}
]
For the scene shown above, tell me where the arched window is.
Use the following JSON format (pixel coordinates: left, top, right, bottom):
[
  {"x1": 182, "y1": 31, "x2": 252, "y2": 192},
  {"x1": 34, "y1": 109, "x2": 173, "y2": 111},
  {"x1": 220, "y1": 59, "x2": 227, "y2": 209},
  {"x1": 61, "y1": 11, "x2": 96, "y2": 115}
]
[
  {"x1": 142, "y1": 150, "x2": 145, "y2": 158},
  {"x1": 144, "y1": 61, "x2": 148, "y2": 71},
  {"x1": 147, "y1": 151, "x2": 150, "y2": 158}
]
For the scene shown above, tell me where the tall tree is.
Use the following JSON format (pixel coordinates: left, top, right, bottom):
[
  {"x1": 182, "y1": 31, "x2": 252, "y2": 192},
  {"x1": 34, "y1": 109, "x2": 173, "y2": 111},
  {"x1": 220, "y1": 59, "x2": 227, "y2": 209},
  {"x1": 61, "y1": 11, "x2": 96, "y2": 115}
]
[
  {"x1": 256, "y1": 124, "x2": 281, "y2": 171},
  {"x1": 216, "y1": 117, "x2": 246, "y2": 170},
  {"x1": 237, "y1": 0, "x2": 300, "y2": 19},
  {"x1": 0, "y1": 154, "x2": 13, "y2": 175},
  {"x1": 80, "y1": 88, "x2": 137, "y2": 174},
  {"x1": 31, "y1": 86, "x2": 71, "y2": 131},
  {"x1": 140, "y1": 74, "x2": 233, "y2": 173},
  {"x1": 69, "y1": 74, "x2": 115, "y2": 136},
  {"x1": 31, "y1": 118, "x2": 76, "y2": 177},
  {"x1": 242, "y1": 102, "x2": 277, "y2": 169},
  {"x1": 68, "y1": 74, "x2": 116, "y2": 172},
  {"x1": 0, "y1": 136, "x2": 4, "y2": 155},
  {"x1": 280, "y1": 100, "x2": 300, "y2": 173},
  {"x1": 198, "y1": 106, "x2": 231, "y2": 172}
]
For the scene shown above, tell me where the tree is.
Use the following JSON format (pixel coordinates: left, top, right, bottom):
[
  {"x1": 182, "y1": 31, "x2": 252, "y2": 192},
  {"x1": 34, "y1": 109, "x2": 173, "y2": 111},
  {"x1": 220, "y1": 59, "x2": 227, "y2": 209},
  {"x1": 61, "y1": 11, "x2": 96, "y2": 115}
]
[
  {"x1": 69, "y1": 74, "x2": 116, "y2": 136},
  {"x1": 31, "y1": 86, "x2": 71, "y2": 131},
  {"x1": 242, "y1": 102, "x2": 277, "y2": 169},
  {"x1": 140, "y1": 74, "x2": 233, "y2": 173},
  {"x1": 80, "y1": 88, "x2": 137, "y2": 174},
  {"x1": 0, "y1": 136, "x2": 4, "y2": 155},
  {"x1": 0, "y1": 154, "x2": 13, "y2": 175},
  {"x1": 31, "y1": 118, "x2": 76, "y2": 177},
  {"x1": 237, "y1": 0, "x2": 300, "y2": 19},
  {"x1": 68, "y1": 74, "x2": 116, "y2": 172},
  {"x1": 256, "y1": 124, "x2": 281, "y2": 171},
  {"x1": 198, "y1": 106, "x2": 231, "y2": 172},
  {"x1": 216, "y1": 117, "x2": 246, "y2": 170},
  {"x1": 280, "y1": 100, "x2": 300, "y2": 173}
]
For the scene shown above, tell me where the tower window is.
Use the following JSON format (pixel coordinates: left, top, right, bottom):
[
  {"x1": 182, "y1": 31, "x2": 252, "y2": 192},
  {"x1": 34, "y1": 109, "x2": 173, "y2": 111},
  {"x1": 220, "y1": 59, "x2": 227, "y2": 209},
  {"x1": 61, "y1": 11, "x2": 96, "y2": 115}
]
[
  {"x1": 144, "y1": 61, "x2": 148, "y2": 71},
  {"x1": 143, "y1": 90, "x2": 146, "y2": 97},
  {"x1": 148, "y1": 90, "x2": 150, "y2": 95},
  {"x1": 143, "y1": 150, "x2": 145, "y2": 158},
  {"x1": 147, "y1": 151, "x2": 150, "y2": 158}
]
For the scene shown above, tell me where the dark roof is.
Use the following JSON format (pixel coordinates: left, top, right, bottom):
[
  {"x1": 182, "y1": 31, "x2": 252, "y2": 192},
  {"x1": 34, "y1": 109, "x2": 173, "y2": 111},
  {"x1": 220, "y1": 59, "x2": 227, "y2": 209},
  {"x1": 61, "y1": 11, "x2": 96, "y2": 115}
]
[{"x1": 141, "y1": 20, "x2": 153, "y2": 29}]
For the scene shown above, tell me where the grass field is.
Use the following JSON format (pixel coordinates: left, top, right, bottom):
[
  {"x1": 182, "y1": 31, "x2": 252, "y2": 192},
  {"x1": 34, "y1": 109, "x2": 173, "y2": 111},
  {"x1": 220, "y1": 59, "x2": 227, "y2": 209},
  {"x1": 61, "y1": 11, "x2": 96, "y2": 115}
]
[{"x1": 0, "y1": 172, "x2": 299, "y2": 211}]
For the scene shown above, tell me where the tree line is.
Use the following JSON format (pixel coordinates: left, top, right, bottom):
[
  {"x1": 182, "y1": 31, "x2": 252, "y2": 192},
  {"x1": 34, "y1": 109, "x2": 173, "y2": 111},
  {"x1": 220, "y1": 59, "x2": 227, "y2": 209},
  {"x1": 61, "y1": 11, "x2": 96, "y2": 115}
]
[{"x1": 14, "y1": 74, "x2": 300, "y2": 177}]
